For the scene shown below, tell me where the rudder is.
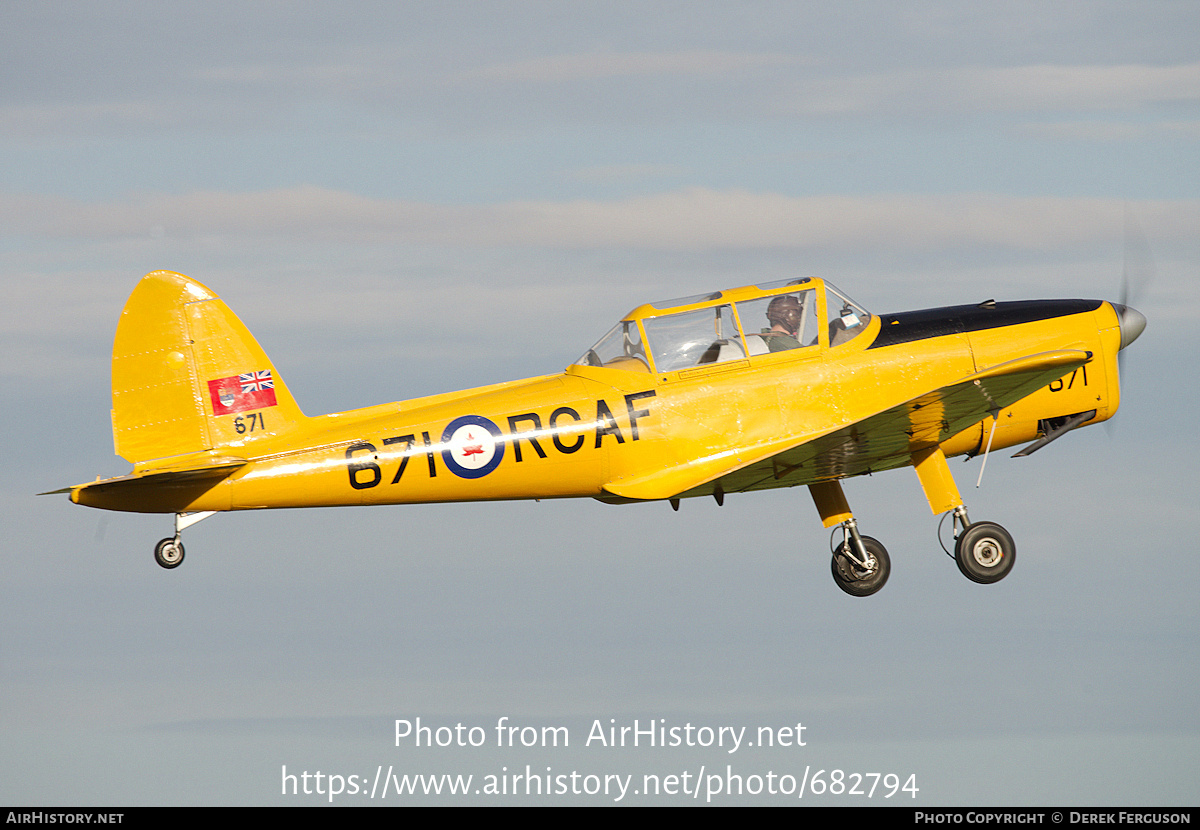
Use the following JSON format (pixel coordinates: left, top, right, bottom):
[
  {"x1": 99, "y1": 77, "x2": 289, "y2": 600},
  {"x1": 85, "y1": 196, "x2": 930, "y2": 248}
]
[{"x1": 112, "y1": 271, "x2": 307, "y2": 465}]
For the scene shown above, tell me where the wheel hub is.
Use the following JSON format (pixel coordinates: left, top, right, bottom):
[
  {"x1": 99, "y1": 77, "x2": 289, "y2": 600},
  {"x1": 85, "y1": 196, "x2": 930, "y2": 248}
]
[{"x1": 970, "y1": 538, "x2": 1002, "y2": 568}]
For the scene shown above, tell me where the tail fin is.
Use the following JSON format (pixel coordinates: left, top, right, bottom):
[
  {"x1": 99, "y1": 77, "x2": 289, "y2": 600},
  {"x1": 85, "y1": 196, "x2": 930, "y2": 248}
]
[{"x1": 112, "y1": 271, "x2": 307, "y2": 466}]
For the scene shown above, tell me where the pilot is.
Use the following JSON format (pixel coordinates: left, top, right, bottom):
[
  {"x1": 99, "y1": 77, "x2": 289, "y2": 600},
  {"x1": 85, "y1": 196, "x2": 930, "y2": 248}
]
[{"x1": 762, "y1": 295, "x2": 803, "y2": 352}]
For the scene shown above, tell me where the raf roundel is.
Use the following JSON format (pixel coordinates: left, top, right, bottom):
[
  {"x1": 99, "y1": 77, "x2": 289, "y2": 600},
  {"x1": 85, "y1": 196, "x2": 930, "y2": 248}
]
[{"x1": 440, "y1": 415, "x2": 505, "y2": 479}]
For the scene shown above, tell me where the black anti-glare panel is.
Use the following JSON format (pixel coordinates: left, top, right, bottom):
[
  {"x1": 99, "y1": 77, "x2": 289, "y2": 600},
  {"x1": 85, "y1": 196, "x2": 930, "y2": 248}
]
[{"x1": 868, "y1": 299, "x2": 1104, "y2": 350}]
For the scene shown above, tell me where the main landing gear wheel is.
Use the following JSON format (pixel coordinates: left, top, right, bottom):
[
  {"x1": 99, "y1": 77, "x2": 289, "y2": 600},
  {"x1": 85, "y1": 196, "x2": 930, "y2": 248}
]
[
  {"x1": 831, "y1": 536, "x2": 890, "y2": 597},
  {"x1": 954, "y1": 522, "x2": 1015, "y2": 584},
  {"x1": 154, "y1": 537, "x2": 185, "y2": 570}
]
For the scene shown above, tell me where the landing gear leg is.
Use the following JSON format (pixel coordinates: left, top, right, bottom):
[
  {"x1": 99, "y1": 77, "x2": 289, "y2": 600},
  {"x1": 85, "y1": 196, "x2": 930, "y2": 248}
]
[
  {"x1": 809, "y1": 481, "x2": 891, "y2": 597},
  {"x1": 153, "y1": 511, "x2": 215, "y2": 570},
  {"x1": 913, "y1": 446, "x2": 1016, "y2": 584}
]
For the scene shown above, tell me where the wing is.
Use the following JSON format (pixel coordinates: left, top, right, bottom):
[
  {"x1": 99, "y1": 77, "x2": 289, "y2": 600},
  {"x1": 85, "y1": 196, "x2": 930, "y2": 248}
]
[{"x1": 601, "y1": 350, "x2": 1091, "y2": 502}]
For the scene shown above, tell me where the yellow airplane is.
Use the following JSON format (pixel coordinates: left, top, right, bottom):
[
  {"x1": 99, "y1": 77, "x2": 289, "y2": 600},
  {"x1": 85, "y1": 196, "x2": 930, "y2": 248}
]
[{"x1": 49, "y1": 270, "x2": 1145, "y2": 596}]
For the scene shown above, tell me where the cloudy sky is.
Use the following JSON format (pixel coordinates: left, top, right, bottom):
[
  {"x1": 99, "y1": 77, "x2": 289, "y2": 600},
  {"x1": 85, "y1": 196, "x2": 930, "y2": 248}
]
[{"x1": 2, "y1": 1, "x2": 1197, "y2": 805}]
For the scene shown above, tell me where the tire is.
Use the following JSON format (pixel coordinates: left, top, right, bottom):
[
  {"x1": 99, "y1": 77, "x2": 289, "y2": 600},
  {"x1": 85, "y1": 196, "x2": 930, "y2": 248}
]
[
  {"x1": 831, "y1": 536, "x2": 890, "y2": 597},
  {"x1": 154, "y1": 537, "x2": 185, "y2": 569},
  {"x1": 954, "y1": 522, "x2": 1015, "y2": 584}
]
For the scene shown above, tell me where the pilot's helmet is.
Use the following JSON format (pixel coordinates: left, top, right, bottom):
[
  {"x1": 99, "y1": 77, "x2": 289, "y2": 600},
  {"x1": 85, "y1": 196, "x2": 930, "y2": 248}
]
[{"x1": 766, "y1": 295, "x2": 802, "y2": 331}]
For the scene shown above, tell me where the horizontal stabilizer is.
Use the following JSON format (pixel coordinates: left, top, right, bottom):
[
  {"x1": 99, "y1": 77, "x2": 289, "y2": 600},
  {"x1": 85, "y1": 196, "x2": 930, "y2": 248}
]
[{"x1": 48, "y1": 456, "x2": 247, "y2": 513}]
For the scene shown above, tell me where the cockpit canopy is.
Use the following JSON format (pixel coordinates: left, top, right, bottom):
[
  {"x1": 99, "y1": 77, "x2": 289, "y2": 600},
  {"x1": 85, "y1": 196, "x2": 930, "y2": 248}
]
[{"x1": 575, "y1": 278, "x2": 872, "y2": 374}]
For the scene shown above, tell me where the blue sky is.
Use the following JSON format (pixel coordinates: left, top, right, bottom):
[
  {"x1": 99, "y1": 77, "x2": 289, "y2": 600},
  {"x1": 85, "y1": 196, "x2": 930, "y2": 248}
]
[{"x1": 2, "y1": 1, "x2": 1198, "y2": 805}]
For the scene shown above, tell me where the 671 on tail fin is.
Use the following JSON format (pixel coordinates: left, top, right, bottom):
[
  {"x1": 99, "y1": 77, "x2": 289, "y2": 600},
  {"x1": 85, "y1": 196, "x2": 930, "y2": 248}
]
[{"x1": 49, "y1": 270, "x2": 1143, "y2": 595}]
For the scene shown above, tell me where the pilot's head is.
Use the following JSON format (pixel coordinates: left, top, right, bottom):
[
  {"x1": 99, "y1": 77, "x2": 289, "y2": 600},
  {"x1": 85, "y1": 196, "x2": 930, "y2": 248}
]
[{"x1": 766, "y1": 295, "x2": 802, "y2": 335}]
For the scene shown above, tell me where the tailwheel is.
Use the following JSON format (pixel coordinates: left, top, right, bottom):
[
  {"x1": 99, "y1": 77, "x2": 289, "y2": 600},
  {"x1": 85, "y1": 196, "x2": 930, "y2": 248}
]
[
  {"x1": 954, "y1": 521, "x2": 1015, "y2": 584},
  {"x1": 831, "y1": 535, "x2": 890, "y2": 597},
  {"x1": 154, "y1": 537, "x2": 185, "y2": 570},
  {"x1": 152, "y1": 511, "x2": 215, "y2": 570}
]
